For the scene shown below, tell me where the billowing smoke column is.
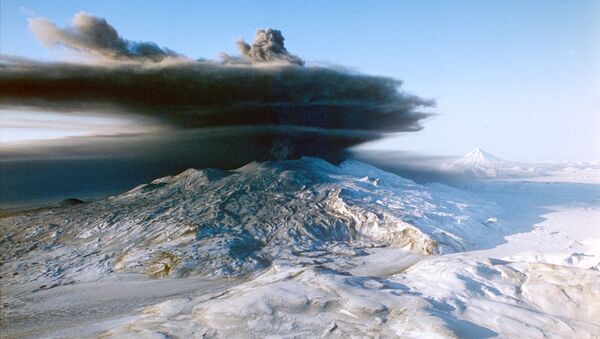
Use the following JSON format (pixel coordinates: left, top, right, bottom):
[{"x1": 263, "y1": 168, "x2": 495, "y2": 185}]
[
  {"x1": 235, "y1": 28, "x2": 305, "y2": 65},
  {"x1": 0, "y1": 12, "x2": 433, "y2": 164},
  {"x1": 28, "y1": 12, "x2": 177, "y2": 62}
]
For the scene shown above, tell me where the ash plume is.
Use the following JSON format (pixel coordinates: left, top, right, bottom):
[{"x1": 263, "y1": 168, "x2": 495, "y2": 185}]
[
  {"x1": 235, "y1": 29, "x2": 304, "y2": 65},
  {"x1": 1, "y1": 12, "x2": 434, "y2": 163},
  {"x1": 28, "y1": 12, "x2": 177, "y2": 62}
]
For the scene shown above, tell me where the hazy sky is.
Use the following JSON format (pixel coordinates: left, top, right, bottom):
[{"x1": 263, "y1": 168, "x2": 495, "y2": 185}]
[{"x1": 1, "y1": 0, "x2": 599, "y2": 161}]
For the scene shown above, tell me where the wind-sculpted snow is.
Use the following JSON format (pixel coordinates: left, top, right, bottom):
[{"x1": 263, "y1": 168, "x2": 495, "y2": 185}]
[
  {"x1": 2, "y1": 158, "x2": 600, "y2": 337},
  {"x1": 0, "y1": 157, "x2": 500, "y2": 287},
  {"x1": 103, "y1": 254, "x2": 600, "y2": 338}
]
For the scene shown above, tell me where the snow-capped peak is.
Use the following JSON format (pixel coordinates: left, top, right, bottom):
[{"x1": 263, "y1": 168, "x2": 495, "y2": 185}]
[
  {"x1": 455, "y1": 148, "x2": 509, "y2": 167},
  {"x1": 440, "y1": 148, "x2": 523, "y2": 178}
]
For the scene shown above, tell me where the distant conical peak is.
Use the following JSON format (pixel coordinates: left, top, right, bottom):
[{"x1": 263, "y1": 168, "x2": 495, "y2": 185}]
[
  {"x1": 466, "y1": 148, "x2": 490, "y2": 157},
  {"x1": 456, "y1": 148, "x2": 508, "y2": 166}
]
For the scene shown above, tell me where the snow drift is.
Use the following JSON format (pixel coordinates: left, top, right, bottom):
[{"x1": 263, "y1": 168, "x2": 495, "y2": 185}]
[{"x1": 2, "y1": 157, "x2": 599, "y2": 338}]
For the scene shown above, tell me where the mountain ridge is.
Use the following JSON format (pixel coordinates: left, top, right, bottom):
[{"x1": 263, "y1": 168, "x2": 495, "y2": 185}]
[{"x1": 0, "y1": 157, "x2": 500, "y2": 286}]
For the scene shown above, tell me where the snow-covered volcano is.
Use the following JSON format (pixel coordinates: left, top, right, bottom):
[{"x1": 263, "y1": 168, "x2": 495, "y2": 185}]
[
  {"x1": 443, "y1": 148, "x2": 540, "y2": 178},
  {"x1": 444, "y1": 148, "x2": 600, "y2": 181},
  {"x1": 2, "y1": 157, "x2": 599, "y2": 338},
  {"x1": 453, "y1": 148, "x2": 509, "y2": 167},
  {"x1": 0, "y1": 157, "x2": 499, "y2": 286}
]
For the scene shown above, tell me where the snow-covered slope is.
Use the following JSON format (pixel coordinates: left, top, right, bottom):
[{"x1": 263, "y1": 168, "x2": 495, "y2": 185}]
[
  {"x1": 0, "y1": 157, "x2": 500, "y2": 287},
  {"x1": 529, "y1": 160, "x2": 600, "y2": 183},
  {"x1": 2, "y1": 157, "x2": 599, "y2": 338}
]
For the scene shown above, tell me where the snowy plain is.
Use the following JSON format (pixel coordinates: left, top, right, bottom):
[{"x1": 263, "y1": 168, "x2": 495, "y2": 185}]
[{"x1": 1, "y1": 150, "x2": 599, "y2": 338}]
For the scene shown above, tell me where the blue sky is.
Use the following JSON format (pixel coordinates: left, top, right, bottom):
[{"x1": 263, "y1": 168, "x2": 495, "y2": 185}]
[{"x1": 1, "y1": 0, "x2": 599, "y2": 161}]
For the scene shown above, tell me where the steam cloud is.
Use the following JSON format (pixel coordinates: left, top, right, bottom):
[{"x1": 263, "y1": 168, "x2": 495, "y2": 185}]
[{"x1": 1, "y1": 12, "x2": 433, "y2": 163}]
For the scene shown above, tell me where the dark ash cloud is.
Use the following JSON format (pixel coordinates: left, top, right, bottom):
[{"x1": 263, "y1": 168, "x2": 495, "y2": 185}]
[
  {"x1": 228, "y1": 29, "x2": 304, "y2": 65},
  {"x1": 1, "y1": 12, "x2": 434, "y2": 162},
  {"x1": 0, "y1": 60, "x2": 431, "y2": 134},
  {"x1": 28, "y1": 12, "x2": 177, "y2": 62}
]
